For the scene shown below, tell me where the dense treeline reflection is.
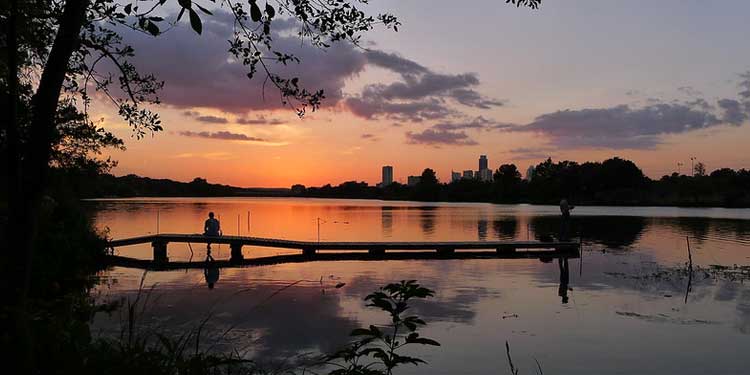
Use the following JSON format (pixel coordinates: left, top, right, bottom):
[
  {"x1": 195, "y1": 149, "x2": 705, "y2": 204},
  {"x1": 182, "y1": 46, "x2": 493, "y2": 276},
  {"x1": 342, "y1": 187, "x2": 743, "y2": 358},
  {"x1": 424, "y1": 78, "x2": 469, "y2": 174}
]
[
  {"x1": 529, "y1": 215, "x2": 647, "y2": 249},
  {"x1": 299, "y1": 158, "x2": 750, "y2": 207}
]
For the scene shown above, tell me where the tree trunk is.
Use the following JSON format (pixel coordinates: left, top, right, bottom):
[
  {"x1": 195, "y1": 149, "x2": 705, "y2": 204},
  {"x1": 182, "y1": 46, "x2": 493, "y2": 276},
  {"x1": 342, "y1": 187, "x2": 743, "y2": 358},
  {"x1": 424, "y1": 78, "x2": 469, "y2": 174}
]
[
  {"x1": 6, "y1": 0, "x2": 89, "y2": 370},
  {"x1": 19, "y1": 0, "x2": 89, "y2": 300}
]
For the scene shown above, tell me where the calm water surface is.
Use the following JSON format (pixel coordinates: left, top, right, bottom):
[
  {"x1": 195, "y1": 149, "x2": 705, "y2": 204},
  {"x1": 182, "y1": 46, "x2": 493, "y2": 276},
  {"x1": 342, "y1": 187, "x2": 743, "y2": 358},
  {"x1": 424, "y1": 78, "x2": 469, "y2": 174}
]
[{"x1": 88, "y1": 198, "x2": 750, "y2": 374}]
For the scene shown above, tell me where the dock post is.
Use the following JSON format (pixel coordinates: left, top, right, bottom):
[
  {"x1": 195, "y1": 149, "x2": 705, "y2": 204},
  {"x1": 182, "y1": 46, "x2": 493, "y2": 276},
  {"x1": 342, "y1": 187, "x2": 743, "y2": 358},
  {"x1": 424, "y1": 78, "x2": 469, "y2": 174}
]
[
  {"x1": 152, "y1": 241, "x2": 168, "y2": 263},
  {"x1": 302, "y1": 247, "x2": 316, "y2": 256},
  {"x1": 230, "y1": 242, "x2": 244, "y2": 263},
  {"x1": 496, "y1": 244, "x2": 516, "y2": 254},
  {"x1": 369, "y1": 248, "x2": 385, "y2": 256},
  {"x1": 437, "y1": 247, "x2": 455, "y2": 255}
]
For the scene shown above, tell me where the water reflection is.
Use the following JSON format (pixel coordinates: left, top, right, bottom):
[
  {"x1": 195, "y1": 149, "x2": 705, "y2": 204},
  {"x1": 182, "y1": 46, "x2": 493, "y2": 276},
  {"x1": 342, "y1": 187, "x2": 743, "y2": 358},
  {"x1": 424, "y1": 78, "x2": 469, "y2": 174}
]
[
  {"x1": 381, "y1": 206, "x2": 393, "y2": 238},
  {"x1": 492, "y1": 219, "x2": 517, "y2": 240},
  {"x1": 558, "y1": 258, "x2": 570, "y2": 304},
  {"x1": 204, "y1": 252, "x2": 220, "y2": 289},
  {"x1": 737, "y1": 290, "x2": 750, "y2": 334},
  {"x1": 529, "y1": 215, "x2": 647, "y2": 249},
  {"x1": 477, "y1": 217, "x2": 488, "y2": 240},
  {"x1": 418, "y1": 206, "x2": 436, "y2": 237},
  {"x1": 88, "y1": 198, "x2": 750, "y2": 374}
]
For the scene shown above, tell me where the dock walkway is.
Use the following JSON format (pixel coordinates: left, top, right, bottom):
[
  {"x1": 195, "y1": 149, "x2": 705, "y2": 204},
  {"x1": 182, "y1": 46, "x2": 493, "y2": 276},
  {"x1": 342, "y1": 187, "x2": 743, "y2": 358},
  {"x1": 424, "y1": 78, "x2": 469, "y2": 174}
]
[{"x1": 108, "y1": 233, "x2": 580, "y2": 266}]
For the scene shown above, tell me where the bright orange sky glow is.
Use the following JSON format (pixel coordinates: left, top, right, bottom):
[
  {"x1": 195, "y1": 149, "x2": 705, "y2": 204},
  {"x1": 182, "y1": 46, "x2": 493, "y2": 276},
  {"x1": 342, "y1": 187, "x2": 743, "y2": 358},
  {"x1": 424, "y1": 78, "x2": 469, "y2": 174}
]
[{"x1": 99, "y1": 1, "x2": 750, "y2": 188}]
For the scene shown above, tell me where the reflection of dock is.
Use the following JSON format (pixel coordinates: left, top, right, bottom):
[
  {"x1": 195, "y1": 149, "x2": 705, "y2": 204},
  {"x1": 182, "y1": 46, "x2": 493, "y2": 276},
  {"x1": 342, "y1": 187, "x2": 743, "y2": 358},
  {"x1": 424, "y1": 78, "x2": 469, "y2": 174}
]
[{"x1": 107, "y1": 233, "x2": 580, "y2": 268}]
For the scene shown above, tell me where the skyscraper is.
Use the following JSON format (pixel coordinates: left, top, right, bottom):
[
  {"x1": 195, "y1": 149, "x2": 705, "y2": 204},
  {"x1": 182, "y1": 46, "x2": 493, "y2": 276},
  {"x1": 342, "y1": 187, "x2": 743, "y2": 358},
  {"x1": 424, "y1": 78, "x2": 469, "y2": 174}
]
[
  {"x1": 382, "y1": 165, "x2": 393, "y2": 186},
  {"x1": 478, "y1": 155, "x2": 492, "y2": 182},
  {"x1": 479, "y1": 155, "x2": 488, "y2": 171}
]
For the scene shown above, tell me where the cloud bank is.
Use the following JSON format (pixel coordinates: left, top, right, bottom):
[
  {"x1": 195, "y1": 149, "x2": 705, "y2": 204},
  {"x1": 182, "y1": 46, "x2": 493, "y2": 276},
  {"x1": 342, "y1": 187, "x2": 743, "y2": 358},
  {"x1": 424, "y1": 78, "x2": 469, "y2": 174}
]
[
  {"x1": 179, "y1": 130, "x2": 267, "y2": 142},
  {"x1": 118, "y1": 12, "x2": 499, "y2": 122},
  {"x1": 345, "y1": 50, "x2": 503, "y2": 122}
]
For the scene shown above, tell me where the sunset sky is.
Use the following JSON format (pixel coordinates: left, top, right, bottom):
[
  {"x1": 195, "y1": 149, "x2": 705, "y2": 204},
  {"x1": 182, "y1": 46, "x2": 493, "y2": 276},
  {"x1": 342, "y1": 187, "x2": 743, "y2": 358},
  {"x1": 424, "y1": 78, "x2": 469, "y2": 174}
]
[{"x1": 97, "y1": 0, "x2": 750, "y2": 187}]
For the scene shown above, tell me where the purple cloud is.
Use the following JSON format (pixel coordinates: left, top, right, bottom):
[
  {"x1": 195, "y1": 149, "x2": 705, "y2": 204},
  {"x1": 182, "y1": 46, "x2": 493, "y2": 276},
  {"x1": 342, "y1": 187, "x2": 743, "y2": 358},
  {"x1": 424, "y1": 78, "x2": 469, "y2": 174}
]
[
  {"x1": 508, "y1": 147, "x2": 557, "y2": 160},
  {"x1": 118, "y1": 11, "x2": 367, "y2": 113},
  {"x1": 405, "y1": 129, "x2": 478, "y2": 146},
  {"x1": 236, "y1": 115, "x2": 285, "y2": 125},
  {"x1": 432, "y1": 116, "x2": 513, "y2": 131},
  {"x1": 345, "y1": 51, "x2": 503, "y2": 121},
  {"x1": 739, "y1": 71, "x2": 750, "y2": 99},
  {"x1": 179, "y1": 130, "x2": 267, "y2": 142},
  {"x1": 195, "y1": 115, "x2": 229, "y2": 124},
  {"x1": 115, "y1": 13, "x2": 500, "y2": 122},
  {"x1": 509, "y1": 102, "x2": 726, "y2": 149},
  {"x1": 718, "y1": 99, "x2": 749, "y2": 125}
]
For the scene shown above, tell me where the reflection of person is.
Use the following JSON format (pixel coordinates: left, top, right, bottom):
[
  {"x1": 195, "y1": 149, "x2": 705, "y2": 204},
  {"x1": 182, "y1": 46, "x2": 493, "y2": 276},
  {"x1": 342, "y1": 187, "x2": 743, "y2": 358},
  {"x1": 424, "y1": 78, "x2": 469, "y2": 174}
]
[
  {"x1": 559, "y1": 199, "x2": 575, "y2": 241},
  {"x1": 558, "y1": 257, "x2": 570, "y2": 304},
  {"x1": 204, "y1": 253, "x2": 220, "y2": 289}
]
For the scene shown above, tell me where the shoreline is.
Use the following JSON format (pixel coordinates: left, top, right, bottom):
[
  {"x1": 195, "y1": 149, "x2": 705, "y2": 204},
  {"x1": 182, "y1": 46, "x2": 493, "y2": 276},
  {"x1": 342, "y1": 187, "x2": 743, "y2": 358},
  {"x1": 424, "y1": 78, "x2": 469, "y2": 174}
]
[{"x1": 82, "y1": 195, "x2": 750, "y2": 210}]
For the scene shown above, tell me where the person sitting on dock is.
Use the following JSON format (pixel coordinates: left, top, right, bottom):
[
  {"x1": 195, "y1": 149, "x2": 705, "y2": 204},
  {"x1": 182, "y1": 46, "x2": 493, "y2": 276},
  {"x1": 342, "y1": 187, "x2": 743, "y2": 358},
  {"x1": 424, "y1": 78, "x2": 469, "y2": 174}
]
[
  {"x1": 559, "y1": 198, "x2": 575, "y2": 241},
  {"x1": 204, "y1": 212, "x2": 222, "y2": 250},
  {"x1": 204, "y1": 212, "x2": 222, "y2": 236}
]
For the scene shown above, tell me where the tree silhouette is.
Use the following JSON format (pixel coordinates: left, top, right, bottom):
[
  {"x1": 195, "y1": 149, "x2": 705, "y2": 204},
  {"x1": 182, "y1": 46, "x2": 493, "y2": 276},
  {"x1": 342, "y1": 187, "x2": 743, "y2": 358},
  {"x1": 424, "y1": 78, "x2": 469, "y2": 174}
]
[
  {"x1": 694, "y1": 162, "x2": 707, "y2": 177},
  {"x1": 493, "y1": 164, "x2": 523, "y2": 201},
  {"x1": 2, "y1": 2, "x2": 544, "y2": 367}
]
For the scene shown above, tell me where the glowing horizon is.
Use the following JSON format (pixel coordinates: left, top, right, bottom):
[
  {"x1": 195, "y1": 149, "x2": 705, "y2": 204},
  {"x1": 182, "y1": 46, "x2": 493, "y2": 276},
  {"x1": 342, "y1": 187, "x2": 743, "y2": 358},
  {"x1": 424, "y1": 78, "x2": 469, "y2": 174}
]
[{"x1": 100, "y1": 0, "x2": 750, "y2": 188}]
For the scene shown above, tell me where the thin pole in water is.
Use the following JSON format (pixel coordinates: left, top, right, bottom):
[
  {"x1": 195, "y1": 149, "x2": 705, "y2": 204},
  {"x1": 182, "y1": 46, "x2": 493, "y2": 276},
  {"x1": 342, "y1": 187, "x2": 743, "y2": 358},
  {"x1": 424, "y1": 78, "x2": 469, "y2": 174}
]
[
  {"x1": 684, "y1": 235, "x2": 693, "y2": 304},
  {"x1": 247, "y1": 211, "x2": 250, "y2": 234},
  {"x1": 317, "y1": 217, "x2": 321, "y2": 243},
  {"x1": 237, "y1": 214, "x2": 240, "y2": 236},
  {"x1": 156, "y1": 210, "x2": 160, "y2": 234}
]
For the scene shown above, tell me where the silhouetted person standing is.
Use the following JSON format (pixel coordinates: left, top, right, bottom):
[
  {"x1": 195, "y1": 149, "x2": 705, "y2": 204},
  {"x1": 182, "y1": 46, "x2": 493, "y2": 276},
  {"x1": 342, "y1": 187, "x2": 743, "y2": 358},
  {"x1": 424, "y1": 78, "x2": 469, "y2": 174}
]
[{"x1": 559, "y1": 199, "x2": 574, "y2": 241}]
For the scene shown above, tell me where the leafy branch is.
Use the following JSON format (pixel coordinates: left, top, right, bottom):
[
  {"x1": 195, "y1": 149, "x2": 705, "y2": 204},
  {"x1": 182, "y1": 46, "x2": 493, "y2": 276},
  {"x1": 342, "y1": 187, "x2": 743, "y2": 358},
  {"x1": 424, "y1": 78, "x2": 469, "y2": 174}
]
[{"x1": 325, "y1": 280, "x2": 440, "y2": 375}]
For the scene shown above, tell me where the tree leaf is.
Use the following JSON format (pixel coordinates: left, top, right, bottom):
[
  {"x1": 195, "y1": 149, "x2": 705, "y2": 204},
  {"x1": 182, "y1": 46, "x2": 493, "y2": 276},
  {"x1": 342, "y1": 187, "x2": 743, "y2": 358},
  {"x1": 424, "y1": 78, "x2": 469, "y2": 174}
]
[
  {"x1": 250, "y1": 2, "x2": 262, "y2": 22},
  {"x1": 265, "y1": 3, "x2": 275, "y2": 19},
  {"x1": 188, "y1": 8, "x2": 202, "y2": 34},
  {"x1": 195, "y1": 3, "x2": 213, "y2": 15},
  {"x1": 144, "y1": 20, "x2": 160, "y2": 36}
]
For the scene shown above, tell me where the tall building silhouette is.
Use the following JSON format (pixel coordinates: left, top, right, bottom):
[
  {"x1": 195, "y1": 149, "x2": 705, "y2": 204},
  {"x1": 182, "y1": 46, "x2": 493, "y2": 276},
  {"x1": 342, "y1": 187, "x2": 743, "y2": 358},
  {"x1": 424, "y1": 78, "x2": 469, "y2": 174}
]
[
  {"x1": 478, "y1": 155, "x2": 492, "y2": 182},
  {"x1": 479, "y1": 155, "x2": 488, "y2": 171},
  {"x1": 451, "y1": 171, "x2": 461, "y2": 182},
  {"x1": 382, "y1": 165, "x2": 393, "y2": 186}
]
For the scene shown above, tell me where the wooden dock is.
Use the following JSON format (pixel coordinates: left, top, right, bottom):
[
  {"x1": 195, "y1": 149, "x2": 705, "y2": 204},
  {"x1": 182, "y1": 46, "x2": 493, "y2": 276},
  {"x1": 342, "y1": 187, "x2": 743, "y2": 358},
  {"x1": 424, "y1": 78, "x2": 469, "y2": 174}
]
[{"x1": 107, "y1": 233, "x2": 580, "y2": 266}]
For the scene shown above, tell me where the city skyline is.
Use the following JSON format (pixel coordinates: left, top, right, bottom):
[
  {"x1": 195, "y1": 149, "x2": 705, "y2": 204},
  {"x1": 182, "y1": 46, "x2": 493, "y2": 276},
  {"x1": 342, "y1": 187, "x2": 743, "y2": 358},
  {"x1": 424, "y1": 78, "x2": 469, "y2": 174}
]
[
  {"x1": 379, "y1": 154, "x2": 497, "y2": 186},
  {"x1": 96, "y1": 1, "x2": 750, "y2": 187}
]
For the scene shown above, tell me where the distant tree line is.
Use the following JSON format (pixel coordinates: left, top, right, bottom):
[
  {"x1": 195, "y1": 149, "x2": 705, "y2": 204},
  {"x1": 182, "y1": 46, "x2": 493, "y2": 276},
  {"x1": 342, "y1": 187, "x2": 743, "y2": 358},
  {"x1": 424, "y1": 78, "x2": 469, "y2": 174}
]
[
  {"x1": 53, "y1": 171, "x2": 290, "y2": 198},
  {"x1": 59, "y1": 156, "x2": 749, "y2": 207},
  {"x1": 296, "y1": 157, "x2": 750, "y2": 207}
]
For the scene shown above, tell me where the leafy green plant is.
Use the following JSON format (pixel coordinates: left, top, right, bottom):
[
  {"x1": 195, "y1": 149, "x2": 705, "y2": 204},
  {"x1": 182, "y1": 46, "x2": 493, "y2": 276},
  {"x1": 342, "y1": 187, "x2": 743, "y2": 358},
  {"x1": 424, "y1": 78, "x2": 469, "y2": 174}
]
[{"x1": 326, "y1": 280, "x2": 440, "y2": 375}]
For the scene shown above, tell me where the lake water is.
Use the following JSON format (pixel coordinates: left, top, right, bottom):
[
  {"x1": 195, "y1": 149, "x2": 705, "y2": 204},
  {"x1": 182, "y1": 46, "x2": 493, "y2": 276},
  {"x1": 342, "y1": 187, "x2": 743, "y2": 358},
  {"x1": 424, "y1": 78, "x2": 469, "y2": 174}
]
[{"x1": 88, "y1": 197, "x2": 750, "y2": 374}]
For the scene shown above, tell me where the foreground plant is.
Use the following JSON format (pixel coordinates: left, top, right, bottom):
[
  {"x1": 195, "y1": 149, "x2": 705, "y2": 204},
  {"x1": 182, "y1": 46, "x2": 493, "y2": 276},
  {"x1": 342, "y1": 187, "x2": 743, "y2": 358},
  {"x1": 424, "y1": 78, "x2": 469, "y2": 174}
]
[{"x1": 326, "y1": 280, "x2": 440, "y2": 375}]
